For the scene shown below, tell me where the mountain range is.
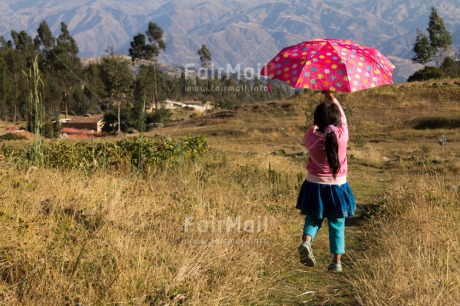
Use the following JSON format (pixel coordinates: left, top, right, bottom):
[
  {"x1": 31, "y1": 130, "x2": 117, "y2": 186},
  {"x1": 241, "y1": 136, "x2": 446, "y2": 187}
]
[{"x1": 0, "y1": 0, "x2": 459, "y2": 82}]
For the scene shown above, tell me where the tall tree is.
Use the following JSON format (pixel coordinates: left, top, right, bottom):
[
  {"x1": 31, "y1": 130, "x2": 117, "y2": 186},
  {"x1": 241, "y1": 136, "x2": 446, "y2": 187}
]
[
  {"x1": 412, "y1": 29, "x2": 435, "y2": 64},
  {"x1": 197, "y1": 45, "x2": 212, "y2": 68},
  {"x1": 0, "y1": 35, "x2": 13, "y2": 49},
  {"x1": 129, "y1": 33, "x2": 152, "y2": 61},
  {"x1": 11, "y1": 30, "x2": 36, "y2": 65},
  {"x1": 83, "y1": 63, "x2": 106, "y2": 109},
  {"x1": 4, "y1": 34, "x2": 28, "y2": 122},
  {"x1": 34, "y1": 20, "x2": 55, "y2": 59},
  {"x1": 129, "y1": 22, "x2": 165, "y2": 109},
  {"x1": 100, "y1": 53, "x2": 134, "y2": 134},
  {"x1": 427, "y1": 6, "x2": 452, "y2": 65},
  {"x1": 133, "y1": 65, "x2": 156, "y2": 132},
  {"x1": 197, "y1": 44, "x2": 212, "y2": 98},
  {"x1": 0, "y1": 56, "x2": 10, "y2": 121},
  {"x1": 53, "y1": 22, "x2": 82, "y2": 118},
  {"x1": 57, "y1": 22, "x2": 79, "y2": 57}
]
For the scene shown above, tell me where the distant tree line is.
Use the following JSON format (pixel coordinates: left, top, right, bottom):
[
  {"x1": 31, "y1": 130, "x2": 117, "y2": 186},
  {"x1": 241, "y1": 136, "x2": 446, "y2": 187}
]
[
  {"x1": 410, "y1": 6, "x2": 460, "y2": 81},
  {"x1": 0, "y1": 21, "x2": 290, "y2": 135}
]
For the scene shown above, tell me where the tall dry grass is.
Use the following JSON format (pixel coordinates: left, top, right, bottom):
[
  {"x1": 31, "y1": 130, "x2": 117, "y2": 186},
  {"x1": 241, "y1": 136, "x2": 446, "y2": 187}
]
[
  {"x1": 348, "y1": 175, "x2": 460, "y2": 305},
  {"x1": 0, "y1": 150, "x2": 306, "y2": 305}
]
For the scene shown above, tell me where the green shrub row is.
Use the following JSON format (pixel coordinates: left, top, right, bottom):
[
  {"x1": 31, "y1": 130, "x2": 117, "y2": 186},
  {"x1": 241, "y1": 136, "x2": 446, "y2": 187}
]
[{"x1": 1, "y1": 135, "x2": 207, "y2": 173}]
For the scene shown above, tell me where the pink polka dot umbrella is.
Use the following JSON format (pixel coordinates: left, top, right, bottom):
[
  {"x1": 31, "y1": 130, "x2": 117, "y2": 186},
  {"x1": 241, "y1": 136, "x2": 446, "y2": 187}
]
[{"x1": 260, "y1": 38, "x2": 395, "y2": 93}]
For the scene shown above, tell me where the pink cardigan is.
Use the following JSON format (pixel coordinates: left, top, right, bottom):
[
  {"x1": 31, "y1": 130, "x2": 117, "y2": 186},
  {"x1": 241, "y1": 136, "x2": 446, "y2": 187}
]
[{"x1": 302, "y1": 99, "x2": 348, "y2": 185}]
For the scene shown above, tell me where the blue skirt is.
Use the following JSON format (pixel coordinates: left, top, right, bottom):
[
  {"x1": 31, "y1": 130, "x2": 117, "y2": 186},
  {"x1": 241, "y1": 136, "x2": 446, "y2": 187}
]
[{"x1": 296, "y1": 180, "x2": 356, "y2": 219}]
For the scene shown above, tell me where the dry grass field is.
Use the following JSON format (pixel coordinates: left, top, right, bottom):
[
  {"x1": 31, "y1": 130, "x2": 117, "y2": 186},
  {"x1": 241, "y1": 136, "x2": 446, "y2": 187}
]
[{"x1": 0, "y1": 79, "x2": 459, "y2": 305}]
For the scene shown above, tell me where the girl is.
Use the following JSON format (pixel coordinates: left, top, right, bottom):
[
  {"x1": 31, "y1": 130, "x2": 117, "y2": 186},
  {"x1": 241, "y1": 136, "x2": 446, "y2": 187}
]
[{"x1": 296, "y1": 90, "x2": 356, "y2": 272}]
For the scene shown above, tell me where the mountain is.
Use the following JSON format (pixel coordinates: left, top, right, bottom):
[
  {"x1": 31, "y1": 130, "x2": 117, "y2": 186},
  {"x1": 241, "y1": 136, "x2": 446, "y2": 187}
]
[{"x1": 0, "y1": 0, "x2": 459, "y2": 82}]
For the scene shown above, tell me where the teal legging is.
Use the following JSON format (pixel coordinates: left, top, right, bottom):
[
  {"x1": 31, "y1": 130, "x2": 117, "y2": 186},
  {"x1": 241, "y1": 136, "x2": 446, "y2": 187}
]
[{"x1": 303, "y1": 216, "x2": 345, "y2": 254}]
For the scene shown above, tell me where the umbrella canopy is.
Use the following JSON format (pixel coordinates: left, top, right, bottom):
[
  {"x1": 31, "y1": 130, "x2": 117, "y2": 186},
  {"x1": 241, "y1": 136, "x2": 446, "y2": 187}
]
[{"x1": 260, "y1": 38, "x2": 395, "y2": 93}]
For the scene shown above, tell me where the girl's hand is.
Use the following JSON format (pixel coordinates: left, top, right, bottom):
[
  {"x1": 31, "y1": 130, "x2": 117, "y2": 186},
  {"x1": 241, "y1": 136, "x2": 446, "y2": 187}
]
[{"x1": 322, "y1": 90, "x2": 334, "y2": 102}]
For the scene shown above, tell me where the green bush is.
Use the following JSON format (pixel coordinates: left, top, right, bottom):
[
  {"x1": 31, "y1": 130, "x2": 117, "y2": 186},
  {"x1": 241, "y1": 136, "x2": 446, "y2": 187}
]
[
  {"x1": 102, "y1": 111, "x2": 131, "y2": 134},
  {"x1": 0, "y1": 133, "x2": 27, "y2": 141},
  {"x1": 43, "y1": 121, "x2": 61, "y2": 139},
  {"x1": 407, "y1": 66, "x2": 447, "y2": 82},
  {"x1": 215, "y1": 98, "x2": 236, "y2": 109},
  {"x1": 440, "y1": 56, "x2": 460, "y2": 77},
  {"x1": 414, "y1": 117, "x2": 460, "y2": 130},
  {"x1": 147, "y1": 107, "x2": 173, "y2": 124}
]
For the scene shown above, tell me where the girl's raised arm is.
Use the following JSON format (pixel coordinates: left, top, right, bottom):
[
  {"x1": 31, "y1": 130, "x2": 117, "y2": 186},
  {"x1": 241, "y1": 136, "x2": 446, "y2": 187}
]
[
  {"x1": 322, "y1": 90, "x2": 346, "y2": 124},
  {"x1": 322, "y1": 90, "x2": 348, "y2": 140}
]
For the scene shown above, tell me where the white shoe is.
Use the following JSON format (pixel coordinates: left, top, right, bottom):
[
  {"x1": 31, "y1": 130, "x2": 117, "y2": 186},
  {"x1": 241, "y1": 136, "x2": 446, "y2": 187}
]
[{"x1": 298, "y1": 242, "x2": 316, "y2": 267}]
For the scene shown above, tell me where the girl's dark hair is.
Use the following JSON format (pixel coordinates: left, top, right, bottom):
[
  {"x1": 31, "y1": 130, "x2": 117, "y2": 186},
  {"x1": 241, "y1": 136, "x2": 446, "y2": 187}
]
[{"x1": 313, "y1": 102, "x2": 342, "y2": 178}]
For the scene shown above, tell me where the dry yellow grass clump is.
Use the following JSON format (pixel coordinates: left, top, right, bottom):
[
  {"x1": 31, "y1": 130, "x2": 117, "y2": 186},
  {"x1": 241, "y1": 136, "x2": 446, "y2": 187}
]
[
  {"x1": 0, "y1": 151, "x2": 311, "y2": 305},
  {"x1": 348, "y1": 176, "x2": 460, "y2": 305}
]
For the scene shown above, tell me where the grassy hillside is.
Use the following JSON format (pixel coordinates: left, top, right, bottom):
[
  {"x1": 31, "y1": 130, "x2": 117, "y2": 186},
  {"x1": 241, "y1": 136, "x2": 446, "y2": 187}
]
[{"x1": 0, "y1": 80, "x2": 459, "y2": 305}]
